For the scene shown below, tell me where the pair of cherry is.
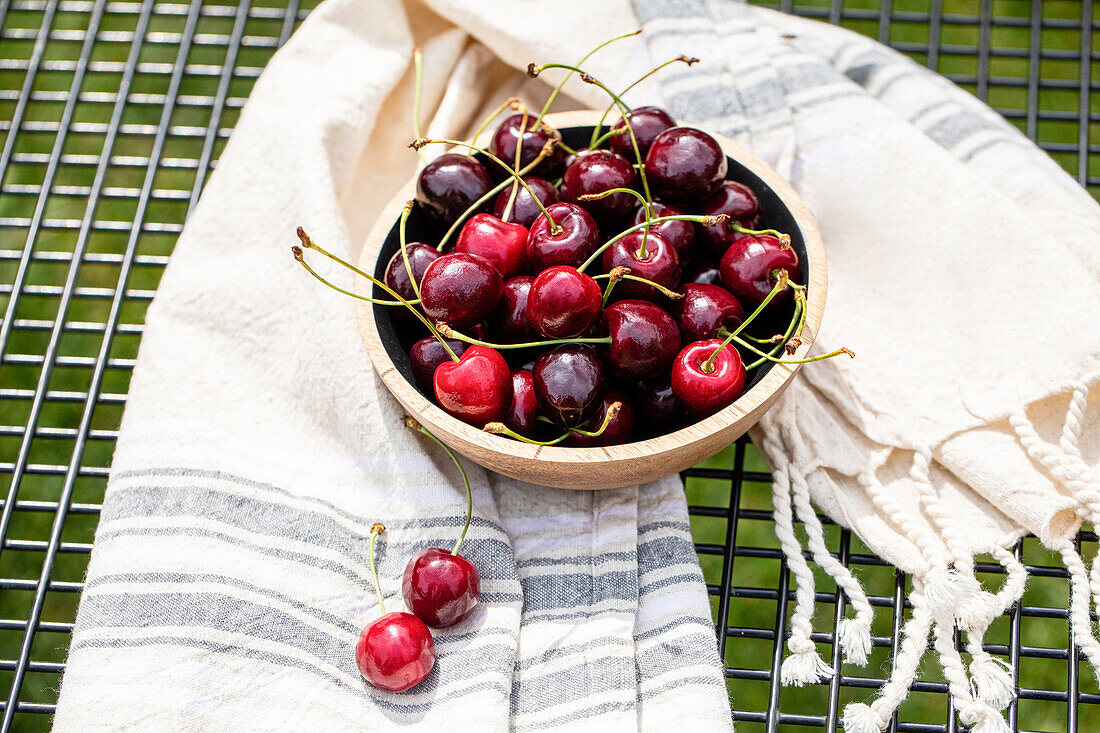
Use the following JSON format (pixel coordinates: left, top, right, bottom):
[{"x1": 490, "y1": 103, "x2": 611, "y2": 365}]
[{"x1": 354, "y1": 421, "x2": 480, "y2": 693}]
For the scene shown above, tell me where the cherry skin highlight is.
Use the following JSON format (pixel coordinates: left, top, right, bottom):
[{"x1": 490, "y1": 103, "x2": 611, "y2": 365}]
[
  {"x1": 697, "y1": 180, "x2": 761, "y2": 255},
  {"x1": 600, "y1": 300, "x2": 681, "y2": 379},
  {"x1": 719, "y1": 234, "x2": 801, "y2": 307},
  {"x1": 416, "y1": 153, "x2": 491, "y2": 225},
  {"x1": 561, "y1": 150, "x2": 638, "y2": 223},
  {"x1": 533, "y1": 345, "x2": 607, "y2": 428},
  {"x1": 433, "y1": 345, "x2": 513, "y2": 426},
  {"x1": 633, "y1": 201, "x2": 695, "y2": 262},
  {"x1": 505, "y1": 368, "x2": 542, "y2": 439},
  {"x1": 526, "y1": 202, "x2": 601, "y2": 271},
  {"x1": 355, "y1": 612, "x2": 435, "y2": 692},
  {"x1": 455, "y1": 213, "x2": 528, "y2": 280},
  {"x1": 489, "y1": 113, "x2": 564, "y2": 178},
  {"x1": 610, "y1": 106, "x2": 675, "y2": 162},
  {"x1": 491, "y1": 176, "x2": 559, "y2": 228},
  {"x1": 527, "y1": 266, "x2": 602, "y2": 339},
  {"x1": 644, "y1": 127, "x2": 728, "y2": 202},
  {"x1": 402, "y1": 548, "x2": 481, "y2": 628},
  {"x1": 488, "y1": 276, "x2": 534, "y2": 344},
  {"x1": 674, "y1": 283, "x2": 745, "y2": 341},
  {"x1": 420, "y1": 252, "x2": 504, "y2": 328},
  {"x1": 671, "y1": 339, "x2": 747, "y2": 416},
  {"x1": 409, "y1": 337, "x2": 467, "y2": 393},
  {"x1": 601, "y1": 230, "x2": 680, "y2": 302}
]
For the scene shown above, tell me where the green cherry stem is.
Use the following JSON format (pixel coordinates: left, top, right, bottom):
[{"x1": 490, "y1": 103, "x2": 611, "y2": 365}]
[
  {"x1": 589, "y1": 54, "x2": 699, "y2": 147},
  {"x1": 367, "y1": 522, "x2": 386, "y2": 613},
  {"x1": 743, "y1": 290, "x2": 811, "y2": 369},
  {"x1": 410, "y1": 138, "x2": 560, "y2": 234},
  {"x1": 397, "y1": 200, "x2": 421, "y2": 300},
  {"x1": 578, "y1": 186, "x2": 651, "y2": 256},
  {"x1": 468, "y1": 97, "x2": 523, "y2": 154},
  {"x1": 405, "y1": 417, "x2": 472, "y2": 555},
  {"x1": 590, "y1": 127, "x2": 626, "y2": 148},
  {"x1": 292, "y1": 252, "x2": 420, "y2": 307},
  {"x1": 500, "y1": 107, "x2": 530, "y2": 221},
  {"x1": 437, "y1": 322, "x2": 610, "y2": 350},
  {"x1": 730, "y1": 221, "x2": 792, "y2": 246},
  {"x1": 736, "y1": 335, "x2": 853, "y2": 366},
  {"x1": 591, "y1": 271, "x2": 683, "y2": 300},
  {"x1": 598, "y1": 266, "x2": 628, "y2": 307},
  {"x1": 533, "y1": 29, "x2": 642, "y2": 125},
  {"x1": 556, "y1": 138, "x2": 580, "y2": 156},
  {"x1": 484, "y1": 402, "x2": 622, "y2": 445},
  {"x1": 568, "y1": 401, "x2": 622, "y2": 437},
  {"x1": 578, "y1": 214, "x2": 727, "y2": 273},
  {"x1": 411, "y1": 48, "x2": 427, "y2": 164},
  {"x1": 700, "y1": 271, "x2": 789, "y2": 373}
]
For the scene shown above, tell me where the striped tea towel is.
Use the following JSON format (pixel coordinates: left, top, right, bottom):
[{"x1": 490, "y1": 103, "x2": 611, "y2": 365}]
[{"x1": 52, "y1": 0, "x2": 735, "y2": 731}]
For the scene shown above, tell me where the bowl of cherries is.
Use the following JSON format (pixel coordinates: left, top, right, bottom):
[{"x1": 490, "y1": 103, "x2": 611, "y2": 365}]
[{"x1": 295, "y1": 65, "x2": 844, "y2": 491}]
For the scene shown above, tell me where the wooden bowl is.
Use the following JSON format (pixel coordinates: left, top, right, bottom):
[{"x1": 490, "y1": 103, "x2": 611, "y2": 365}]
[{"x1": 355, "y1": 110, "x2": 826, "y2": 490}]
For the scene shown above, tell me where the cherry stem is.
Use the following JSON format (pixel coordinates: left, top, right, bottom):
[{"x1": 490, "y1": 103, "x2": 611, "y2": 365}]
[
  {"x1": 411, "y1": 138, "x2": 560, "y2": 234},
  {"x1": 484, "y1": 401, "x2": 621, "y2": 445},
  {"x1": 589, "y1": 54, "x2": 699, "y2": 148},
  {"x1": 398, "y1": 200, "x2": 421, "y2": 300},
  {"x1": 578, "y1": 186, "x2": 651, "y2": 257},
  {"x1": 411, "y1": 48, "x2": 427, "y2": 164},
  {"x1": 598, "y1": 265, "x2": 628, "y2": 307},
  {"x1": 405, "y1": 417, "x2": 472, "y2": 555},
  {"x1": 591, "y1": 271, "x2": 682, "y2": 300},
  {"x1": 292, "y1": 253, "x2": 421, "y2": 307},
  {"x1": 569, "y1": 401, "x2": 622, "y2": 437},
  {"x1": 590, "y1": 127, "x2": 626, "y2": 148},
  {"x1": 468, "y1": 97, "x2": 523, "y2": 155},
  {"x1": 437, "y1": 322, "x2": 610, "y2": 350},
  {"x1": 700, "y1": 271, "x2": 789, "y2": 373},
  {"x1": 556, "y1": 139, "x2": 579, "y2": 156},
  {"x1": 533, "y1": 29, "x2": 641, "y2": 125},
  {"x1": 294, "y1": 228, "x2": 457, "y2": 362},
  {"x1": 367, "y1": 522, "x2": 386, "y2": 614},
  {"x1": 736, "y1": 335, "x2": 853, "y2": 365},
  {"x1": 578, "y1": 214, "x2": 728, "y2": 273},
  {"x1": 436, "y1": 142, "x2": 552, "y2": 250},
  {"x1": 743, "y1": 289, "x2": 808, "y2": 369},
  {"x1": 730, "y1": 222, "x2": 792, "y2": 247},
  {"x1": 500, "y1": 107, "x2": 529, "y2": 222}
]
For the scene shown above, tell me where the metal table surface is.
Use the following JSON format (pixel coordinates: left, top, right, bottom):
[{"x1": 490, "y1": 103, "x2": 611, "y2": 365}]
[{"x1": 0, "y1": 0, "x2": 1096, "y2": 731}]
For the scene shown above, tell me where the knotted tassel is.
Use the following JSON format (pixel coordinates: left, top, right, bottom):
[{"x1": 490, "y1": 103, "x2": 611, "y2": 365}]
[{"x1": 780, "y1": 635, "x2": 834, "y2": 686}]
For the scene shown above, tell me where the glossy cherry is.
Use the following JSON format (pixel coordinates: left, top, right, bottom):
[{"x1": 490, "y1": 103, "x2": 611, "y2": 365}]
[
  {"x1": 384, "y1": 243, "x2": 439, "y2": 300},
  {"x1": 682, "y1": 258, "x2": 722, "y2": 286},
  {"x1": 671, "y1": 339, "x2": 747, "y2": 416},
  {"x1": 601, "y1": 300, "x2": 681, "y2": 379},
  {"x1": 633, "y1": 374, "x2": 684, "y2": 437},
  {"x1": 719, "y1": 234, "x2": 801, "y2": 307},
  {"x1": 674, "y1": 283, "x2": 745, "y2": 341},
  {"x1": 566, "y1": 388, "x2": 634, "y2": 447},
  {"x1": 526, "y1": 202, "x2": 601, "y2": 271},
  {"x1": 455, "y1": 213, "x2": 528, "y2": 280},
  {"x1": 416, "y1": 153, "x2": 491, "y2": 225},
  {"x1": 633, "y1": 201, "x2": 695, "y2": 261},
  {"x1": 644, "y1": 126, "x2": 727, "y2": 202},
  {"x1": 420, "y1": 253, "x2": 503, "y2": 328},
  {"x1": 526, "y1": 266, "x2": 602, "y2": 339},
  {"x1": 601, "y1": 230, "x2": 681, "y2": 302},
  {"x1": 433, "y1": 345, "x2": 513, "y2": 425},
  {"x1": 561, "y1": 150, "x2": 638, "y2": 222},
  {"x1": 505, "y1": 368, "x2": 541, "y2": 438},
  {"x1": 489, "y1": 113, "x2": 564, "y2": 178},
  {"x1": 402, "y1": 548, "x2": 481, "y2": 628},
  {"x1": 609, "y1": 106, "x2": 675, "y2": 162},
  {"x1": 697, "y1": 180, "x2": 761, "y2": 254},
  {"x1": 489, "y1": 276, "x2": 534, "y2": 343},
  {"x1": 533, "y1": 345, "x2": 607, "y2": 428},
  {"x1": 409, "y1": 337, "x2": 467, "y2": 393},
  {"x1": 492, "y1": 176, "x2": 559, "y2": 228},
  {"x1": 356, "y1": 612, "x2": 436, "y2": 692}
]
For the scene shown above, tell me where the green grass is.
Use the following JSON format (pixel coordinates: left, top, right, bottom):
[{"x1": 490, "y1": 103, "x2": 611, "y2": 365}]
[{"x1": 0, "y1": 0, "x2": 1096, "y2": 730}]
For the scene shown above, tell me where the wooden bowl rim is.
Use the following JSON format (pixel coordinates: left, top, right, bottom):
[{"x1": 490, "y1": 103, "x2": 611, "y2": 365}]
[{"x1": 354, "y1": 110, "x2": 826, "y2": 471}]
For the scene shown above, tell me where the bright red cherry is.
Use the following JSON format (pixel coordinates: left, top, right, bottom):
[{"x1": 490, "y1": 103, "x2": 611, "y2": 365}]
[
  {"x1": 561, "y1": 150, "x2": 638, "y2": 222},
  {"x1": 356, "y1": 611, "x2": 436, "y2": 692},
  {"x1": 402, "y1": 548, "x2": 481, "y2": 628},
  {"x1": 433, "y1": 345, "x2": 513, "y2": 426},
  {"x1": 488, "y1": 276, "x2": 534, "y2": 343},
  {"x1": 601, "y1": 230, "x2": 680, "y2": 302},
  {"x1": 409, "y1": 337, "x2": 467, "y2": 393},
  {"x1": 671, "y1": 339, "x2": 747, "y2": 416},
  {"x1": 533, "y1": 345, "x2": 607, "y2": 428},
  {"x1": 492, "y1": 176, "x2": 559, "y2": 228},
  {"x1": 633, "y1": 374, "x2": 684, "y2": 437},
  {"x1": 633, "y1": 201, "x2": 695, "y2": 262},
  {"x1": 489, "y1": 113, "x2": 564, "y2": 178},
  {"x1": 416, "y1": 153, "x2": 491, "y2": 225},
  {"x1": 674, "y1": 283, "x2": 744, "y2": 341},
  {"x1": 420, "y1": 253, "x2": 503, "y2": 328},
  {"x1": 610, "y1": 106, "x2": 675, "y2": 162},
  {"x1": 505, "y1": 368, "x2": 542, "y2": 438},
  {"x1": 600, "y1": 300, "x2": 681, "y2": 379},
  {"x1": 644, "y1": 127, "x2": 727, "y2": 202},
  {"x1": 527, "y1": 266, "x2": 602, "y2": 339},
  {"x1": 719, "y1": 234, "x2": 801, "y2": 307},
  {"x1": 526, "y1": 202, "x2": 600, "y2": 271},
  {"x1": 566, "y1": 388, "x2": 635, "y2": 447},
  {"x1": 697, "y1": 181, "x2": 761, "y2": 255},
  {"x1": 455, "y1": 213, "x2": 528, "y2": 280}
]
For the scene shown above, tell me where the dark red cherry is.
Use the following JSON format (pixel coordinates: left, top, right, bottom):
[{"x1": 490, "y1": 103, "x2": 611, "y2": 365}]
[
  {"x1": 633, "y1": 374, "x2": 685, "y2": 437},
  {"x1": 697, "y1": 180, "x2": 761, "y2": 254},
  {"x1": 644, "y1": 126, "x2": 727, "y2": 202},
  {"x1": 416, "y1": 153, "x2": 491, "y2": 225},
  {"x1": 433, "y1": 345, "x2": 512, "y2": 426},
  {"x1": 402, "y1": 548, "x2": 481, "y2": 628},
  {"x1": 682, "y1": 257, "x2": 722, "y2": 286},
  {"x1": 561, "y1": 149, "x2": 638, "y2": 222},
  {"x1": 671, "y1": 339, "x2": 747, "y2": 416},
  {"x1": 719, "y1": 234, "x2": 801, "y2": 307},
  {"x1": 355, "y1": 611, "x2": 435, "y2": 692},
  {"x1": 491, "y1": 176, "x2": 559, "y2": 228},
  {"x1": 601, "y1": 230, "x2": 680, "y2": 302},
  {"x1": 533, "y1": 345, "x2": 607, "y2": 428},
  {"x1": 633, "y1": 201, "x2": 695, "y2": 261},
  {"x1": 455, "y1": 213, "x2": 528, "y2": 280},
  {"x1": 420, "y1": 253, "x2": 503, "y2": 328},
  {"x1": 609, "y1": 106, "x2": 675, "y2": 162},
  {"x1": 489, "y1": 113, "x2": 564, "y2": 178},
  {"x1": 409, "y1": 338, "x2": 467, "y2": 393},
  {"x1": 384, "y1": 243, "x2": 440, "y2": 301},
  {"x1": 526, "y1": 202, "x2": 601, "y2": 271},
  {"x1": 566, "y1": 388, "x2": 635, "y2": 447},
  {"x1": 488, "y1": 276, "x2": 533, "y2": 343},
  {"x1": 600, "y1": 300, "x2": 681, "y2": 379},
  {"x1": 674, "y1": 283, "x2": 745, "y2": 341},
  {"x1": 505, "y1": 368, "x2": 542, "y2": 438},
  {"x1": 527, "y1": 266, "x2": 602, "y2": 339}
]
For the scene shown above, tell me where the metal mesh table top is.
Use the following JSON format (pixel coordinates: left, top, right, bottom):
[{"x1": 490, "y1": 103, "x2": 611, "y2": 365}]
[{"x1": 0, "y1": 0, "x2": 1095, "y2": 731}]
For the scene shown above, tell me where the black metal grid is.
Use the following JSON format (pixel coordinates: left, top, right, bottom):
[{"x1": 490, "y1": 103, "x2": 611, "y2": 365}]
[{"x1": 0, "y1": 0, "x2": 1095, "y2": 731}]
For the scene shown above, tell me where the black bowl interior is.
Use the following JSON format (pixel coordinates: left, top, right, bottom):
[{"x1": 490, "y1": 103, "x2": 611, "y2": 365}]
[{"x1": 371, "y1": 124, "x2": 808, "y2": 438}]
